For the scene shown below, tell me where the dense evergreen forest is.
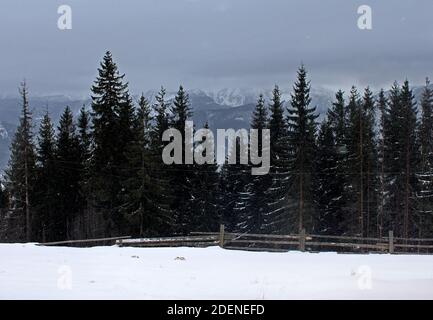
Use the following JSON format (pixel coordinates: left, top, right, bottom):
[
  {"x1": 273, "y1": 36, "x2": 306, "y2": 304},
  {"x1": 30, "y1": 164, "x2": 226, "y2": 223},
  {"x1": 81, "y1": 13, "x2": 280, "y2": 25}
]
[{"x1": 1, "y1": 51, "x2": 432, "y2": 242}]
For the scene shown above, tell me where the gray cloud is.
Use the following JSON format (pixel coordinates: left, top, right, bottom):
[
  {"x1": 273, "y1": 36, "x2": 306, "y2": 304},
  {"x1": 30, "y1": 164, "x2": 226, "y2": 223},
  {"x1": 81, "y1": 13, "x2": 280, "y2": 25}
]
[{"x1": 0, "y1": 0, "x2": 433, "y2": 96}]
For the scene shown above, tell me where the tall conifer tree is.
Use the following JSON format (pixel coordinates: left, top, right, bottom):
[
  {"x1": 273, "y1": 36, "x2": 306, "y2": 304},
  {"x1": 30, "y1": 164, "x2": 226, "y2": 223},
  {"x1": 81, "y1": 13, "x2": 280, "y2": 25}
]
[
  {"x1": 384, "y1": 81, "x2": 419, "y2": 238},
  {"x1": 314, "y1": 119, "x2": 343, "y2": 234},
  {"x1": 399, "y1": 80, "x2": 419, "y2": 238},
  {"x1": 263, "y1": 85, "x2": 291, "y2": 234},
  {"x1": 344, "y1": 87, "x2": 378, "y2": 236},
  {"x1": 5, "y1": 82, "x2": 36, "y2": 241},
  {"x1": 243, "y1": 94, "x2": 271, "y2": 233},
  {"x1": 34, "y1": 111, "x2": 56, "y2": 241},
  {"x1": 169, "y1": 86, "x2": 196, "y2": 234},
  {"x1": 190, "y1": 122, "x2": 220, "y2": 232},
  {"x1": 121, "y1": 95, "x2": 172, "y2": 236},
  {"x1": 220, "y1": 137, "x2": 250, "y2": 232},
  {"x1": 148, "y1": 87, "x2": 175, "y2": 234},
  {"x1": 417, "y1": 79, "x2": 433, "y2": 237},
  {"x1": 315, "y1": 90, "x2": 348, "y2": 235},
  {"x1": 287, "y1": 66, "x2": 318, "y2": 233},
  {"x1": 89, "y1": 51, "x2": 133, "y2": 236},
  {"x1": 377, "y1": 89, "x2": 388, "y2": 237},
  {"x1": 55, "y1": 107, "x2": 82, "y2": 240}
]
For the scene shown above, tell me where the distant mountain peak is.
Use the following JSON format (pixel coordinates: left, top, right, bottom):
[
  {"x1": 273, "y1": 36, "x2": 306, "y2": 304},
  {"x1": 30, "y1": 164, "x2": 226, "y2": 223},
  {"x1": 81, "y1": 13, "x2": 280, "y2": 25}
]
[{"x1": 0, "y1": 125, "x2": 8, "y2": 140}]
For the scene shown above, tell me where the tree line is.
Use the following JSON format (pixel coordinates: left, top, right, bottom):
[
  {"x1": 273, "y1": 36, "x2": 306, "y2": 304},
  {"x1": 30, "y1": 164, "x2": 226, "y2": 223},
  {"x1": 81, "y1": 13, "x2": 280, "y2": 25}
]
[{"x1": 0, "y1": 51, "x2": 432, "y2": 242}]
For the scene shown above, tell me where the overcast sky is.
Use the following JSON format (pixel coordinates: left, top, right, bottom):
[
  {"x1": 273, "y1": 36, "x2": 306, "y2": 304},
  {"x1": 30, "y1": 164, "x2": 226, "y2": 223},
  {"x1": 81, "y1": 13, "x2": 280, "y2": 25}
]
[{"x1": 1, "y1": 0, "x2": 433, "y2": 96}]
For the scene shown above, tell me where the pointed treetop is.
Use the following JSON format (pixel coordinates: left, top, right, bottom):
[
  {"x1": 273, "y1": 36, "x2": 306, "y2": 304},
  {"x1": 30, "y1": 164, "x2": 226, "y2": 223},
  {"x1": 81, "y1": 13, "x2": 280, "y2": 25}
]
[{"x1": 251, "y1": 93, "x2": 268, "y2": 130}]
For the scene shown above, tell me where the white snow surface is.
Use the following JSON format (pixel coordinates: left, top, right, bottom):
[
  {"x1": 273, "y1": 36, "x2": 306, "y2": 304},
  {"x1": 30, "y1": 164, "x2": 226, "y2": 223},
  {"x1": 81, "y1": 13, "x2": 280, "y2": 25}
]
[{"x1": 1, "y1": 243, "x2": 433, "y2": 300}]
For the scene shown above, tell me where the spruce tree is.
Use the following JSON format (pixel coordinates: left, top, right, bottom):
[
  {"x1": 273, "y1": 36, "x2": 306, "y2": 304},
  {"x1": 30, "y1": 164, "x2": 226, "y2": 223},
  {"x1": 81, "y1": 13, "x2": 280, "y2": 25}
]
[
  {"x1": 315, "y1": 90, "x2": 348, "y2": 235},
  {"x1": 76, "y1": 106, "x2": 92, "y2": 238},
  {"x1": 361, "y1": 87, "x2": 378, "y2": 237},
  {"x1": 344, "y1": 86, "x2": 363, "y2": 235},
  {"x1": 119, "y1": 94, "x2": 151, "y2": 236},
  {"x1": 417, "y1": 78, "x2": 433, "y2": 237},
  {"x1": 34, "y1": 111, "x2": 57, "y2": 241},
  {"x1": 344, "y1": 87, "x2": 378, "y2": 237},
  {"x1": 171, "y1": 86, "x2": 192, "y2": 135},
  {"x1": 377, "y1": 89, "x2": 388, "y2": 237},
  {"x1": 399, "y1": 80, "x2": 419, "y2": 238},
  {"x1": 55, "y1": 106, "x2": 82, "y2": 240},
  {"x1": 89, "y1": 51, "x2": 133, "y2": 236},
  {"x1": 77, "y1": 106, "x2": 92, "y2": 169},
  {"x1": 328, "y1": 90, "x2": 346, "y2": 147},
  {"x1": 384, "y1": 81, "x2": 419, "y2": 238},
  {"x1": 151, "y1": 87, "x2": 171, "y2": 150},
  {"x1": 314, "y1": 119, "x2": 343, "y2": 234},
  {"x1": 148, "y1": 87, "x2": 175, "y2": 234},
  {"x1": 383, "y1": 83, "x2": 402, "y2": 234},
  {"x1": 220, "y1": 137, "x2": 251, "y2": 232},
  {"x1": 120, "y1": 95, "x2": 172, "y2": 236},
  {"x1": 243, "y1": 94, "x2": 271, "y2": 233},
  {"x1": 190, "y1": 122, "x2": 220, "y2": 232},
  {"x1": 5, "y1": 81, "x2": 36, "y2": 241},
  {"x1": 169, "y1": 86, "x2": 196, "y2": 234},
  {"x1": 287, "y1": 66, "x2": 318, "y2": 233},
  {"x1": 263, "y1": 85, "x2": 291, "y2": 234},
  {"x1": 219, "y1": 162, "x2": 236, "y2": 231}
]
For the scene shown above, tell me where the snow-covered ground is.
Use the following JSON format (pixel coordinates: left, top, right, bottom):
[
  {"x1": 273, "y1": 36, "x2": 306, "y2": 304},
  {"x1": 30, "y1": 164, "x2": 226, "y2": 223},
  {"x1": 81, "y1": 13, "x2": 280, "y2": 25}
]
[{"x1": 1, "y1": 243, "x2": 433, "y2": 299}]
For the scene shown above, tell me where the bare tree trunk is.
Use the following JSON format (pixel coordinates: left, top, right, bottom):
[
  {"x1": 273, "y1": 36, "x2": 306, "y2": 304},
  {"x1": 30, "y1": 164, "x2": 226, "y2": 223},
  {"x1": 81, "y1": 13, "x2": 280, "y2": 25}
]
[{"x1": 299, "y1": 172, "x2": 304, "y2": 234}]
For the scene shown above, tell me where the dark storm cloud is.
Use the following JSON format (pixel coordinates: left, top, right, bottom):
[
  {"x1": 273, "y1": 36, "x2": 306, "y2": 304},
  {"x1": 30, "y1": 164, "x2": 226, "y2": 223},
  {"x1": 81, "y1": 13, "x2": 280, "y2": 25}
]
[{"x1": 0, "y1": 0, "x2": 432, "y2": 95}]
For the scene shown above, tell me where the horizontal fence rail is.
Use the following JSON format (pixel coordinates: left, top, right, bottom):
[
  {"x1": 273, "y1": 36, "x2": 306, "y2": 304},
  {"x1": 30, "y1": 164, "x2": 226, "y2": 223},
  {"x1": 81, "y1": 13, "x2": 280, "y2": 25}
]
[
  {"x1": 38, "y1": 236, "x2": 132, "y2": 247},
  {"x1": 116, "y1": 235, "x2": 219, "y2": 248},
  {"x1": 190, "y1": 227, "x2": 433, "y2": 254},
  {"x1": 37, "y1": 226, "x2": 433, "y2": 254}
]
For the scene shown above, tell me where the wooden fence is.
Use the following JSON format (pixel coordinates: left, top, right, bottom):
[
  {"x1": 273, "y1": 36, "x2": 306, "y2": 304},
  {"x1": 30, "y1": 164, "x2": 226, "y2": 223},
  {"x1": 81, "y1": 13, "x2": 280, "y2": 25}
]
[
  {"x1": 37, "y1": 225, "x2": 433, "y2": 254},
  {"x1": 118, "y1": 225, "x2": 433, "y2": 254},
  {"x1": 207, "y1": 227, "x2": 433, "y2": 254},
  {"x1": 117, "y1": 235, "x2": 219, "y2": 248}
]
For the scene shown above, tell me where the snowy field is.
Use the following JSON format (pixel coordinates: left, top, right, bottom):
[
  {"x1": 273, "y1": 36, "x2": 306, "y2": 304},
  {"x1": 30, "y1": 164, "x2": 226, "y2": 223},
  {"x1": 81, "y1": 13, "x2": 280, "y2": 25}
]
[{"x1": 1, "y1": 243, "x2": 433, "y2": 299}]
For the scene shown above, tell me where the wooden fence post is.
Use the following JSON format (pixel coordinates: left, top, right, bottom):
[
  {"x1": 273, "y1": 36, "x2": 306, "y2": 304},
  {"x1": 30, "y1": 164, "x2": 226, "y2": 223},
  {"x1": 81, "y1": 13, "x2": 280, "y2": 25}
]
[
  {"x1": 299, "y1": 228, "x2": 306, "y2": 252},
  {"x1": 389, "y1": 230, "x2": 394, "y2": 254},
  {"x1": 219, "y1": 224, "x2": 225, "y2": 248},
  {"x1": 118, "y1": 239, "x2": 123, "y2": 247}
]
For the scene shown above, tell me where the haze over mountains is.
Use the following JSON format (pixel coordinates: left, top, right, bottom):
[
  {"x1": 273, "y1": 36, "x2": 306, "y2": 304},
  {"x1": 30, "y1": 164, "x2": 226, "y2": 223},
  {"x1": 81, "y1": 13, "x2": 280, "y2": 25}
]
[
  {"x1": 0, "y1": 84, "x2": 430, "y2": 171},
  {"x1": 0, "y1": 86, "x2": 335, "y2": 170}
]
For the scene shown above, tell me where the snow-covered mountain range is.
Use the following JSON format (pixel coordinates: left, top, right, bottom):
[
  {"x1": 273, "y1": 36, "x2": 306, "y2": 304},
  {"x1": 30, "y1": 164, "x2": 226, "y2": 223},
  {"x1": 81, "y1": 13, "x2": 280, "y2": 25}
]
[
  {"x1": 144, "y1": 87, "x2": 334, "y2": 110},
  {"x1": 3, "y1": 87, "x2": 333, "y2": 170},
  {"x1": 0, "y1": 84, "x2": 428, "y2": 171}
]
